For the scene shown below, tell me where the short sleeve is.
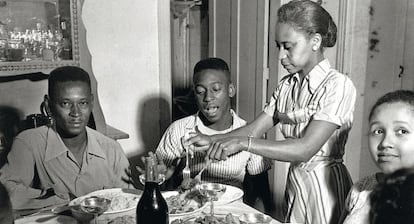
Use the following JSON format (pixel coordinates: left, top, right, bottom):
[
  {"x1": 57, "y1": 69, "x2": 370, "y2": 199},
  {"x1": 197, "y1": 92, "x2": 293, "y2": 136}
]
[
  {"x1": 345, "y1": 185, "x2": 359, "y2": 212},
  {"x1": 313, "y1": 74, "x2": 356, "y2": 127},
  {"x1": 263, "y1": 80, "x2": 285, "y2": 117},
  {"x1": 342, "y1": 186, "x2": 373, "y2": 224},
  {"x1": 246, "y1": 153, "x2": 272, "y2": 175}
]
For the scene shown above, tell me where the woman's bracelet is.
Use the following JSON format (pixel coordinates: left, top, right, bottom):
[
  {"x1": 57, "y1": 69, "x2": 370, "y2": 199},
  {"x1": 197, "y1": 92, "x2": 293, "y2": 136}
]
[{"x1": 247, "y1": 135, "x2": 253, "y2": 152}]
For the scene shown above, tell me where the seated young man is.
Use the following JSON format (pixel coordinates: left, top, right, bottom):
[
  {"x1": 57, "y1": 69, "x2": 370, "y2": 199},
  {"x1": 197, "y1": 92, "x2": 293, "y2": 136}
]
[
  {"x1": 0, "y1": 66, "x2": 130, "y2": 210},
  {"x1": 155, "y1": 58, "x2": 272, "y2": 211}
]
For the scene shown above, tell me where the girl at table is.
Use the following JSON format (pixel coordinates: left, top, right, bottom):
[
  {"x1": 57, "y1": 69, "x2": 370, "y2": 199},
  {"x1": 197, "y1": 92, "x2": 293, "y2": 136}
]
[
  {"x1": 341, "y1": 90, "x2": 414, "y2": 224},
  {"x1": 186, "y1": 0, "x2": 356, "y2": 223},
  {"x1": 369, "y1": 168, "x2": 414, "y2": 224}
]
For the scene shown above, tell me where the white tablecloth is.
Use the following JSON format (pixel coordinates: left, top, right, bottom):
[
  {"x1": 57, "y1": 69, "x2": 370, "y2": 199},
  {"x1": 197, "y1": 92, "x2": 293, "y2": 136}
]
[{"x1": 16, "y1": 200, "x2": 283, "y2": 224}]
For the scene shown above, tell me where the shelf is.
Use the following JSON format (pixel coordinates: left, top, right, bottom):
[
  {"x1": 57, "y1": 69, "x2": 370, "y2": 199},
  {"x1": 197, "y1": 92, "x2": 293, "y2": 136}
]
[{"x1": 106, "y1": 124, "x2": 129, "y2": 140}]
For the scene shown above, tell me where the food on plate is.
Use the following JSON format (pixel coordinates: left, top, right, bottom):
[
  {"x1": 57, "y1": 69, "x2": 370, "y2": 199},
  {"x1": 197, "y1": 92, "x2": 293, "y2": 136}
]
[
  {"x1": 106, "y1": 193, "x2": 139, "y2": 212},
  {"x1": 165, "y1": 189, "x2": 207, "y2": 214},
  {"x1": 180, "y1": 177, "x2": 201, "y2": 191},
  {"x1": 171, "y1": 213, "x2": 239, "y2": 224},
  {"x1": 108, "y1": 215, "x2": 135, "y2": 224},
  {"x1": 193, "y1": 213, "x2": 239, "y2": 224}
]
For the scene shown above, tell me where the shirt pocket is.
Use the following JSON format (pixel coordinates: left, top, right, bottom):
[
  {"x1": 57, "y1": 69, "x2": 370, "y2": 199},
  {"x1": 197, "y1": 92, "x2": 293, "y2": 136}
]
[{"x1": 278, "y1": 104, "x2": 318, "y2": 124}]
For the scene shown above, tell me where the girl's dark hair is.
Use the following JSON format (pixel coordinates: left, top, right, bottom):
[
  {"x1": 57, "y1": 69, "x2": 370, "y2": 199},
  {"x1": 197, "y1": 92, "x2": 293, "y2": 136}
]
[
  {"x1": 368, "y1": 90, "x2": 414, "y2": 121},
  {"x1": 48, "y1": 66, "x2": 91, "y2": 100},
  {"x1": 277, "y1": 0, "x2": 337, "y2": 47},
  {"x1": 370, "y1": 168, "x2": 414, "y2": 224}
]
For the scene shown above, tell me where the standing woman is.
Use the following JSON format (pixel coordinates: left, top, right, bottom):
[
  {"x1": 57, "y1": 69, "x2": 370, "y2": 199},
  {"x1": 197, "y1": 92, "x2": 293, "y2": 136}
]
[{"x1": 186, "y1": 0, "x2": 356, "y2": 223}]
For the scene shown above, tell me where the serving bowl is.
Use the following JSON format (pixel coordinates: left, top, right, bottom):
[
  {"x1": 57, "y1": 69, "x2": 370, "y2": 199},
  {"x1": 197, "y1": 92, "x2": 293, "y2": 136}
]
[{"x1": 69, "y1": 188, "x2": 140, "y2": 223}]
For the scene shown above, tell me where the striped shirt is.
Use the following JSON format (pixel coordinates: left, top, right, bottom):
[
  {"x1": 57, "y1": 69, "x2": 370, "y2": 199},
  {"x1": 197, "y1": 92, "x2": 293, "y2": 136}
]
[
  {"x1": 264, "y1": 59, "x2": 356, "y2": 169},
  {"x1": 263, "y1": 59, "x2": 356, "y2": 224},
  {"x1": 155, "y1": 110, "x2": 271, "y2": 188}
]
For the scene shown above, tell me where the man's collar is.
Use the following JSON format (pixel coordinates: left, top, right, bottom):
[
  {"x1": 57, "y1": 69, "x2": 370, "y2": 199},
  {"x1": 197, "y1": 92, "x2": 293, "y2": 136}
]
[
  {"x1": 85, "y1": 128, "x2": 106, "y2": 159},
  {"x1": 44, "y1": 128, "x2": 67, "y2": 161},
  {"x1": 45, "y1": 127, "x2": 106, "y2": 161},
  {"x1": 194, "y1": 109, "x2": 237, "y2": 133}
]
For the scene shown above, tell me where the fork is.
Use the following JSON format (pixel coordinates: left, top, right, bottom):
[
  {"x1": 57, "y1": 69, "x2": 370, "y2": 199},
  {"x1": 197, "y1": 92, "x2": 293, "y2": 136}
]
[
  {"x1": 182, "y1": 132, "x2": 191, "y2": 182},
  {"x1": 194, "y1": 158, "x2": 211, "y2": 182},
  {"x1": 183, "y1": 149, "x2": 191, "y2": 180}
]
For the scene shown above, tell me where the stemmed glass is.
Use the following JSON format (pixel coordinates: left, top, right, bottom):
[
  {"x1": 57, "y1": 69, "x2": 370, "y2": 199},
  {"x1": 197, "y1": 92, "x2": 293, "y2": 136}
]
[
  {"x1": 196, "y1": 182, "x2": 226, "y2": 217},
  {"x1": 80, "y1": 196, "x2": 111, "y2": 224}
]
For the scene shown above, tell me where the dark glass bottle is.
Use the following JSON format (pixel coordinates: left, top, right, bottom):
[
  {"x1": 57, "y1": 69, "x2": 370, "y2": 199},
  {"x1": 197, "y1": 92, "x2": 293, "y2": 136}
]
[{"x1": 136, "y1": 156, "x2": 169, "y2": 224}]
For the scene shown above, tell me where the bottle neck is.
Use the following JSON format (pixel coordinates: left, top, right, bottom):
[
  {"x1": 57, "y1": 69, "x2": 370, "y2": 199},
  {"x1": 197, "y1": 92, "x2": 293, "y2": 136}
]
[
  {"x1": 143, "y1": 181, "x2": 159, "y2": 191},
  {"x1": 144, "y1": 156, "x2": 158, "y2": 182}
]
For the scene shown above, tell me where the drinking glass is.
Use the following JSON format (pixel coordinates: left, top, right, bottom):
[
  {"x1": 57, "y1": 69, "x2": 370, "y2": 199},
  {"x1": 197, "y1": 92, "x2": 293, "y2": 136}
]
[
  {"x1": 80, "y1": 196, "x2": 111, "y2": 224},
  {"x1": 196, "y1": 182, "x2": 226, "y2": 216}
]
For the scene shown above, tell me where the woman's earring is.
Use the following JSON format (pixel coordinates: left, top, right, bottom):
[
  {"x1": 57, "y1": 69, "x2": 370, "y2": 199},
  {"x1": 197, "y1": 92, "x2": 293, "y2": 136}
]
[
  {"x1": 312, "y1": 45, "x2": 318, "y2": 51},
  {"x1": 47, "y1": 115, "x2": 54, "y2": 127}
]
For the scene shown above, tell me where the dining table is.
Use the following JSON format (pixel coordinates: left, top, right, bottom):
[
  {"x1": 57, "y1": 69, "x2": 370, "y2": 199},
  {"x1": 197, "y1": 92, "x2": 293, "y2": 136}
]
[{"x1": 14, "y1": 188, "x2": 285, "y2": 224}]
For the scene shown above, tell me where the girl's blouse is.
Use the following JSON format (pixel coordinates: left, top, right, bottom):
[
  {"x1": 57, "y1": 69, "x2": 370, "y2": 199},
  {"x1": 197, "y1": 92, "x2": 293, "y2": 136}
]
[
  {"x1": 263, "y1": 59, "x2": 356, "y2": 170},
  {"x1": 342, "y1": 174, "x2": 379, "y2": 224}
]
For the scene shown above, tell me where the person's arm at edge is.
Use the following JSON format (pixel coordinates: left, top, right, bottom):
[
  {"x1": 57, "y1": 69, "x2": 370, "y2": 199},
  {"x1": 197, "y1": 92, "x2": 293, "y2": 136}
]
[{"x1": 0, "y1": 138, "x2": 68, "y2": 210}]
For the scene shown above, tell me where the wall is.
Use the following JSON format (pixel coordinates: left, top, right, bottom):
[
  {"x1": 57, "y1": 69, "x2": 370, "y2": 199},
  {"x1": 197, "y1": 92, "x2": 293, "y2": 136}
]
[
  {"x1": 82, "y1": 0, "x2": 170, "y2": 157},
  {"x1": 0, "y1": 78, "x2": 47, "y2": 118},
  {"x1": 358, "y1": 0, "x2": 414, "y2": 178}
]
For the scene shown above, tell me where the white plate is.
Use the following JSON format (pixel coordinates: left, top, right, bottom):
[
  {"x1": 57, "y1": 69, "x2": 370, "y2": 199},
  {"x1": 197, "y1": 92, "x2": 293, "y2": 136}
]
[
  {"x1": 69, "y1": 188, "x2": 141, "y2": 214},
  {"x1": 163, "y1": 191, "x2": 208, "y2": 217},
  {"x1": 215, "y1": 185, "x2": 244, "y2": 206}
]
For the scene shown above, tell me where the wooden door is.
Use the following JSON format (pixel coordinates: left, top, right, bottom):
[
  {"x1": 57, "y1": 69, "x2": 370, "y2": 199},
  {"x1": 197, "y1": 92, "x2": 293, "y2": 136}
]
[{"x1": 209, "y1": 0, "x2": 268, "y2": 121}]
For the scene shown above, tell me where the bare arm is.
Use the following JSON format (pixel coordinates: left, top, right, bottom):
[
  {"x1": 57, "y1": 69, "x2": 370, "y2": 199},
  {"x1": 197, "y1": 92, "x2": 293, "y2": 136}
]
[
  {"x1": 202, "y1": 113, "x2": 338, "y2": 162},
  {"x1": 245, "y1": 119, "x2": 338, "y2": 161},
  {"x1": 187, "y1": 112, "x2": 275, "y2": 151}
]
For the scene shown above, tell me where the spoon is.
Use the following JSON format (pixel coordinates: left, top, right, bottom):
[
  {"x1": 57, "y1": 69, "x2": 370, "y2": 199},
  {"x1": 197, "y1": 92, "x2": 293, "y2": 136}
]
[{"x1": 24, "y1": 204, "x2": 74, "y2": 217}]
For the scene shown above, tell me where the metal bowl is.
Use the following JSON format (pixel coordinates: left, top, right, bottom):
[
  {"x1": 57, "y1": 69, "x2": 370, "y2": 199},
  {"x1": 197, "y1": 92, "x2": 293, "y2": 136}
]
[
  {"x1": 239, "y1": 213, "x2": 272, "y2": 224},
  {"x1": 80, "y1": 196, "x2": 111, "y2": 214},
  {"x1": 70, "y1": 196, "x2": 111, "y2": 223}
]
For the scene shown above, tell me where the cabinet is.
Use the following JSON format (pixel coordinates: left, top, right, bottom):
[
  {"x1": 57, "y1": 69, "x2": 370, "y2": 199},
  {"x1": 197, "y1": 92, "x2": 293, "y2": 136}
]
[
  {"x1": 0, "y1": 0, "x2": 128, "y2": 140},
  {"x1": 0, "y1": 0, "x2": 80, "y2": 74}
]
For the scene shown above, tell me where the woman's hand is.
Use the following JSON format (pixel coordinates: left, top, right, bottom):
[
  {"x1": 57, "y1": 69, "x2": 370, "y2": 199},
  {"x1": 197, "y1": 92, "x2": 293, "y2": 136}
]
[
  {"x1": 207, "y1": 136, "x2": 246, "y2": 161},
  {"x1": 184, "y1": 131, "x2": 213, "y2": 152}
]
